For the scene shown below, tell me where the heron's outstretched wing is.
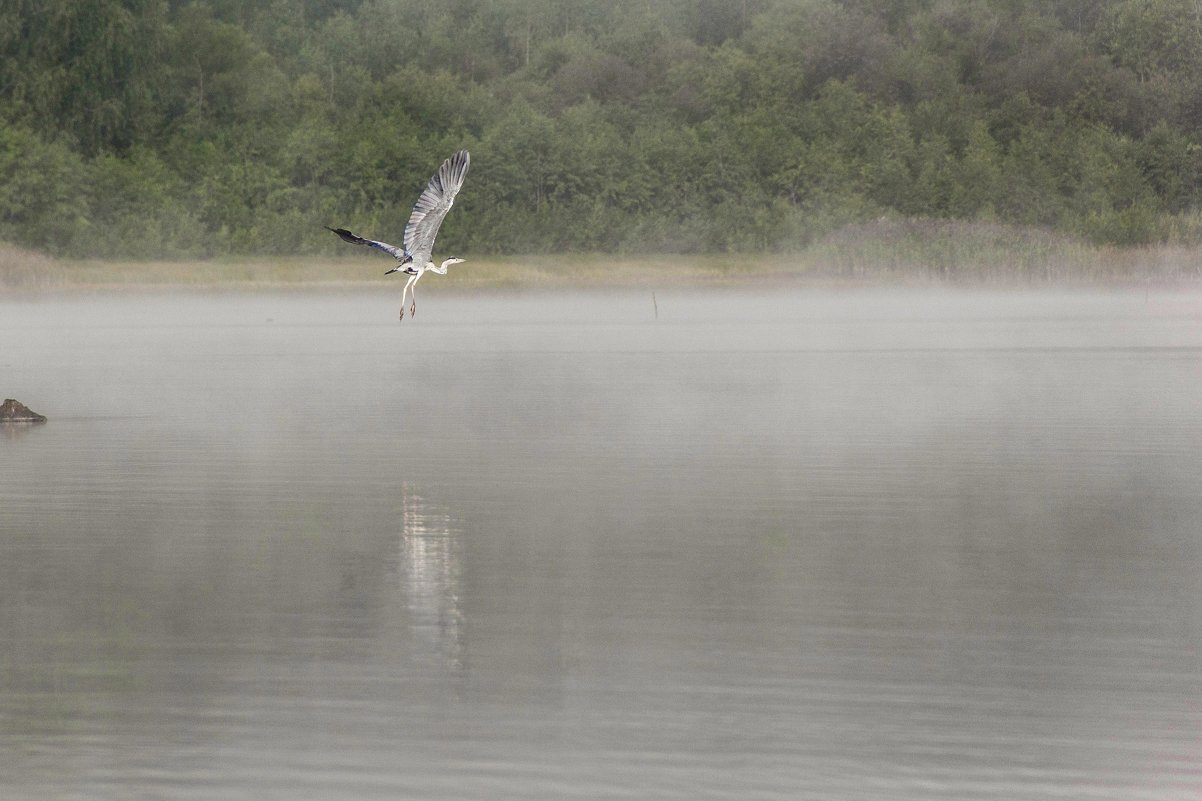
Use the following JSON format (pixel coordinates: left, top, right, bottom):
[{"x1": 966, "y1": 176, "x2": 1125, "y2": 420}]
[
  {"x1": 326, "y1": 227, "x2": 407, "y2": 260},
  {"x1": 403, "y1": 150, "x2": 470, "y2": 261}
]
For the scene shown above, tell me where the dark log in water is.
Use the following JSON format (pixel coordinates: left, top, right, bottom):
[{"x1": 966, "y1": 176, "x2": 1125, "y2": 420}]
[{"x1": 0, "y1": 398, "x2": 46, "y2": 422}]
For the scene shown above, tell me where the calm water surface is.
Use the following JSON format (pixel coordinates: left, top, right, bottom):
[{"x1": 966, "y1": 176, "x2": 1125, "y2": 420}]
[{"x1": 1, "y1": 289, "x2": 1200, "y2": 799}]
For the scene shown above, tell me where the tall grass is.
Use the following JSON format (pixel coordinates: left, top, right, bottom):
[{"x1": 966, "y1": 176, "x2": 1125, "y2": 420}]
[
  {"x1": 800, "y1": 219, "x2": 1202, "y2": 283},
  {"x1": 3, "y1": 221, "x2": 1201, "y2": 291},
  {"x1": 0, "y1": 243, "x2": 63, "y2": 289}
]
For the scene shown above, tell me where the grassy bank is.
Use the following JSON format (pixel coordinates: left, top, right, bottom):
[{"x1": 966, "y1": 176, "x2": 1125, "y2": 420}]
[{"x1": 4, "y1": 221, "x2": 1201, "y2": 292}]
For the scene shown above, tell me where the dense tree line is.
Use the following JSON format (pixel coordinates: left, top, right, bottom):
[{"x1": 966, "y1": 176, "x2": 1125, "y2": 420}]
[{"x1": 1, "y1": 0, "x2": 1201, "y2": 258}]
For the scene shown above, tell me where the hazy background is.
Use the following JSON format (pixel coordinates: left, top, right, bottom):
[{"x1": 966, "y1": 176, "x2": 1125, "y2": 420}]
[
  {"x1": 3, "y1": 2, "x2": 1202, "y2": 797},
  {"x1": 2, "y1": 0, "x2": 1202, "y2": 263}
]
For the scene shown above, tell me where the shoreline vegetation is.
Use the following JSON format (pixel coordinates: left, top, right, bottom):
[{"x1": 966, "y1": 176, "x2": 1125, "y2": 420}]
[
  {"x1": 3, "y1": 220, "x2": 1200, "y2": 292},
  {"x1": 6, "y1": 1, "x2": 1202, "y2": 268}
]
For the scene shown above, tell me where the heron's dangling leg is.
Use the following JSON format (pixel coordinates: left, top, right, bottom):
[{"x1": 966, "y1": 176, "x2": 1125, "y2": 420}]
[
  {"x1": 410, "y1": 274, "x2": 421, "y2": 317},
  {"x1": 399, "y1": 274, "x2": 418, "y2": 321}
]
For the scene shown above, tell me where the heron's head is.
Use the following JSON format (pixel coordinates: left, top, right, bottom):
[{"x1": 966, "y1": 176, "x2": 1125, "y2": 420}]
[{"x1": 445, "y1": 257, "x2": 466, "y2": 266}]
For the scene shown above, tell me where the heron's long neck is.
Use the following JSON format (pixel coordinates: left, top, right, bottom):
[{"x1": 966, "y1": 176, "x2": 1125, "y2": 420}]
[{"x1": 430, "y1": 259, "x2": 451, "y2": 274}]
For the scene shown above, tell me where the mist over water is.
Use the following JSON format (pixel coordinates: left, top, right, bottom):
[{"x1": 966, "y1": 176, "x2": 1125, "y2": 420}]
[{"x1": 2, "y1": 289, "x2": 1201, "y2": 799}]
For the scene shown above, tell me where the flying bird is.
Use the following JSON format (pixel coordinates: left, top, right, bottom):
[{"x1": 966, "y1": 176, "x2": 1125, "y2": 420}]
[{"x1": 328, "y1": 149, "x2": 470, "y2": 320}]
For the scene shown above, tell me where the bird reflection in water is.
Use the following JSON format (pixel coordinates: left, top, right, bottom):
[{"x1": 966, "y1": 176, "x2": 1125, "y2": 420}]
[{"x1": 398, "y1": 484, "x2": 465, "y2": 672}]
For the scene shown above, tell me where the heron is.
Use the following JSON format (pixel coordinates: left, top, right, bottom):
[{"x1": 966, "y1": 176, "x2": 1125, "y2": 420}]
[{"x1": 327, "y1": 149, "x2": 470, "y2": 320}]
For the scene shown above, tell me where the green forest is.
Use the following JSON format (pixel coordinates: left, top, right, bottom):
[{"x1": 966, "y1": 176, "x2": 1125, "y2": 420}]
[{"x1": 2, "y1": 0, "x2": 1202, "y2": 260}]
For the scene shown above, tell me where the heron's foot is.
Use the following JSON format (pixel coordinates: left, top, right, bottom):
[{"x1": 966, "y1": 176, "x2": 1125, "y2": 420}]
[
  {"x1": 410, "y1": 302, "x2": 416, "y2": 316},
  {"x1": 398, "y1": 308, "x2": 405, "y2": 321}
]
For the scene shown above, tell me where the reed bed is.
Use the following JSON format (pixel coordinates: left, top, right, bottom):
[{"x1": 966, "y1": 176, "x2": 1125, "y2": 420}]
[{"x1": 4, "y1": 221, "x2": 1201, "y2": 292}]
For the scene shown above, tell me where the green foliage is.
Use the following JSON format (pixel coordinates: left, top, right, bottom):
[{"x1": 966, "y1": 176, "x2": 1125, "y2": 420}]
[
  {"x1": 2, "y1": 0, "x2": 1202, "y2": 258},
  {"x1": 0, "y1": 125, "x2": 90, "y2": 251}
]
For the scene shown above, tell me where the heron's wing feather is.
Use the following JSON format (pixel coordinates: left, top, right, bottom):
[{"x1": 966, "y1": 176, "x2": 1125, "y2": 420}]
[
  {"x1": 326, "y1": 227, "x2": 406, "y2": 260},
  {"x1": 403, "y1": 150, "x2": 470, "y2": 260}
]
